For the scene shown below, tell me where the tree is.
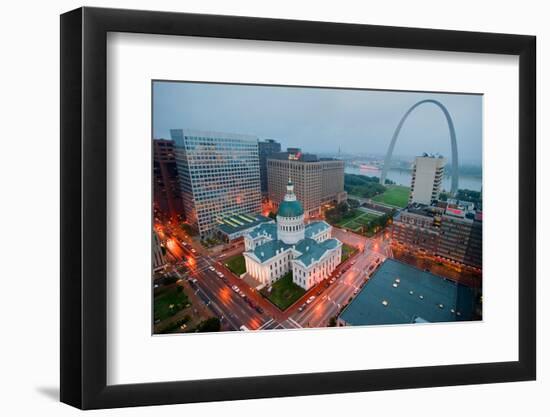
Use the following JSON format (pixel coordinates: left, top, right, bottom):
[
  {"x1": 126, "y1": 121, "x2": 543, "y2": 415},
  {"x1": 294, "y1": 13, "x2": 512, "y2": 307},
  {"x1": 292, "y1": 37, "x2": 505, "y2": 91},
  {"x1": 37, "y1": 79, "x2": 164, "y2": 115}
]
[
  {"x1": 268, "y1": 211, "x2": 277, "y2": 219},
  {"x1": 347, "y1": 198, "x2": 360, "y2": 209},
  {"x1": 325, "y1": 207, "x2": 342, "y2": 223},
  {"x1": 197, "y1": 317, "x2": 221, "y2": 332},
  {"x1": 337, "y1": 201, "x2": 349, "y2": 215}
]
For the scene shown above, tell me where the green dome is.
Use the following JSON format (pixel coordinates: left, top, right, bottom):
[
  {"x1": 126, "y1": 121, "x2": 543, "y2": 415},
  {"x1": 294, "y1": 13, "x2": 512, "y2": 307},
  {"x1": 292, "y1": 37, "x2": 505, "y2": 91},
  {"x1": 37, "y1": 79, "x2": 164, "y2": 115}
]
[{"x1": 277, "y1": 200, "x2": 304, "y2": 217}]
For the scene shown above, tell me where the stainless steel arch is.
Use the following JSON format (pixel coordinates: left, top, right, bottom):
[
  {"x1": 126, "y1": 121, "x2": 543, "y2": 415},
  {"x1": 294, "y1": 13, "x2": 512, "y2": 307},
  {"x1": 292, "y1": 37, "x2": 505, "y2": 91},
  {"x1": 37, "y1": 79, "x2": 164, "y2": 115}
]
[{"x1": 380, "y1": 99, "x2": 459, "y2": 195}]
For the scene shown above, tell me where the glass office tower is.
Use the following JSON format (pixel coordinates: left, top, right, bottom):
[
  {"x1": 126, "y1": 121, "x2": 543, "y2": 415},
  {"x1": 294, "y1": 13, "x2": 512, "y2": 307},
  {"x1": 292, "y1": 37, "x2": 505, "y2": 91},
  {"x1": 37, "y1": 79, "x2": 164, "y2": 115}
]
[{"x1": 170, "y1": 129, "x2": 261, "y2": 238}]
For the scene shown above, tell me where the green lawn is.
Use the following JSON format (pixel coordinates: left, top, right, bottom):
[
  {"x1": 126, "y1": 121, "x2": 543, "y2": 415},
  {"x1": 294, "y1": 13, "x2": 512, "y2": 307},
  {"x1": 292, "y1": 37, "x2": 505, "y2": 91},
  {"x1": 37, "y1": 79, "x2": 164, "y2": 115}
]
[
  {"x1": 224, "y1": 254, "x2": 247, "y2": 276},
  {"x1": 154, "y1": 287, "x2": 190, "y2": 322},
  {"x1": 371, "y1": 185, "x2": 410, "y2": 208},
  {"x1": 341, "y1": 244, "x2": 357, "y2": 263},
  {"x1": 335, "y1": 210, "x2": 381, "y2": 231},
  {"x1": 262, "y1": 272, "x2": 305, "y2": 310}
]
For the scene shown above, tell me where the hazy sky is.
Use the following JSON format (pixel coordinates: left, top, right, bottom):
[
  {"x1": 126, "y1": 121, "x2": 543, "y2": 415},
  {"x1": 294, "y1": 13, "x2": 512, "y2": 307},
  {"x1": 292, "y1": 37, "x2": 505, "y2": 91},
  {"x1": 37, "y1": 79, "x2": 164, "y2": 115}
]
[{"x1": 153, "y1": 81, "x2": 482, "y2": 164}]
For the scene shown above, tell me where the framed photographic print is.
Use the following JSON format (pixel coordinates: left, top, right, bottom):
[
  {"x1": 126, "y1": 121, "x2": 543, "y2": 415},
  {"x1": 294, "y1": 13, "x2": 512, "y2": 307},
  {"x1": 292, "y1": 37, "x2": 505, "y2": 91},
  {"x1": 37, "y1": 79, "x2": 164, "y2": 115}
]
[{"x1": 60, "y1": 6, "x2": 536, "y2": 410}]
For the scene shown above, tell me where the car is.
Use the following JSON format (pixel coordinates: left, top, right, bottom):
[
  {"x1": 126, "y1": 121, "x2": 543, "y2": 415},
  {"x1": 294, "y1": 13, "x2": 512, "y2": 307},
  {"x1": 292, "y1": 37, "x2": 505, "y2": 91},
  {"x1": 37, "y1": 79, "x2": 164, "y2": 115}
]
[
  {"x1": 190, "y1": 278, "x2": 198, "y2": 284},
  {"x1": 240, "y1": 292, "x2": 246, "y2": 298},
  {"x1": 255, "y1": 306, "x2": 264, "y2": 314},
  {"x1": 353, "y1": 288, "x2": 359, "y2": 295},
  {"x1": 208, "y1": 266, "x2": 215, "y2": 271},
  {"x1": 239, "y1": 325, "x2": 249, "y2": 331},
  {"x1": 306, "y1": 296, "x2": 315, "y2": 305},
  {"x1": 191, "y1": 248, "x2": 196, "y2": 253},
  {"x1": 298, "y1": 303, "x2": 306, "y2": 312},
  {"x1": 217, "y1": 272, "x2": 224, "y2": 278},
  {"x1": 316, "y1": 290, "x2": 323, "y2": 296},
  {"x1": 231, "y1": 285, "x2": 239, "y2": 292},
  {"x1": 329, "y1": 277, "x2": 336, "y2": 284}
]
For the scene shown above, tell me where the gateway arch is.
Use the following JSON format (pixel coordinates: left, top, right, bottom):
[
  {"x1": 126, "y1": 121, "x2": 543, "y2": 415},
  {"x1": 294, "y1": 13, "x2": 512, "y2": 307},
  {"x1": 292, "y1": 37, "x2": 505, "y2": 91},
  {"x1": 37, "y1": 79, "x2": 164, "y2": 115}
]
[{"x1": 380, "y1": 99, "x2": 459, "y2": 196}]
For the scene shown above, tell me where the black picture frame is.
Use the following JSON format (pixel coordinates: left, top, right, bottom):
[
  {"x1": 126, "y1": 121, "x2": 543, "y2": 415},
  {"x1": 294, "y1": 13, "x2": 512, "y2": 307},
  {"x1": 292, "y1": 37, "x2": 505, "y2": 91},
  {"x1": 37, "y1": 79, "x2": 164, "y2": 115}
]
[{"x1": 60, "y1": 6, "x2": 536, "y2": 410}]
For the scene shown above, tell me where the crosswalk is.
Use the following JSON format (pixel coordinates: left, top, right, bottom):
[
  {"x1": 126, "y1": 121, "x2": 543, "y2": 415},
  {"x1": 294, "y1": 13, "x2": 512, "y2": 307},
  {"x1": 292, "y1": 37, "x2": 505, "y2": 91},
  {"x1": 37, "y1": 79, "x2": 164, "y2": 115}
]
[{"x1": 257, "y1": 317, "x2": 303, "y2": 330}]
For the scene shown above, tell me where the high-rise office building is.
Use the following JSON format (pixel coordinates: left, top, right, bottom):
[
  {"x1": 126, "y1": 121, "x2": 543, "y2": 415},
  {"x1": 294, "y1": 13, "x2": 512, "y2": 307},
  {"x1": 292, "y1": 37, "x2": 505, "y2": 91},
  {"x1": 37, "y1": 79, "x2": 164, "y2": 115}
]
[
  {"x1": 153, "y1": 139, "x2": 184, "y2": 220},
  {"x1": 152, "y1": 230, "x2": 166, "y2": 272},
  {"x1": 391, "y1": 202, "x2": 482, "y2": 269},
  {"x1": 258, "y1": 139, "x2": 281, "y2": 194},
  {"x1": 439, "y1": 210, "x2": 482, "y2": 268},
  {"x1": 267, "y1": 151, "x2": 346, "y2": 218},
  {"x1": 409, "y1": 154, "x2": 446, "y2": 205},
  {"x1": 170, "y1": 129, "x2": 262, "y2": 238}
]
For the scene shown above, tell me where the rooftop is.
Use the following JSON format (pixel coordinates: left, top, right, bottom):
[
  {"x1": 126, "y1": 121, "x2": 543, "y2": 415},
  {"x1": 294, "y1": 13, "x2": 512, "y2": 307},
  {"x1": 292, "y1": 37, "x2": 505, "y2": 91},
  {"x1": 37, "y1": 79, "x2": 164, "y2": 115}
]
[
  {"x1": 304, "y1": 221, "x2": 331, "y2": 239},
  {"x1": 247, "y1": 221, "x2": 278, "y2": 240},
  {"x1": 294, "y1": 238, "x2": 340, "y2": 267},
  {"x1": 217, "y1": 213, "x2": 271, "y2": 236},
  {"x1": 246, "y1": 234, "x2": 340, "y2": 267},
  {"x1": 339, "y1": 259, "x2": 477, "y2": 326},
  {"x1": 249, "y1": 239, "x2": 291, "y2": 263}
]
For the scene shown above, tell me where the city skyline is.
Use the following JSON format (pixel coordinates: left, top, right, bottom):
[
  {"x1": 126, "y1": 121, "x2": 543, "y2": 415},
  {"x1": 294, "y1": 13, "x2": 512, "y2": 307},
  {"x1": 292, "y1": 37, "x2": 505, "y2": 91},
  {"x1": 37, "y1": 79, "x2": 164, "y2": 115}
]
[
  {"x1": 152, "y1": 81, "x2": 482, "y2": 335},
  {"x1": 153, "y1": 81, "x2": 483, "y2": 164}
]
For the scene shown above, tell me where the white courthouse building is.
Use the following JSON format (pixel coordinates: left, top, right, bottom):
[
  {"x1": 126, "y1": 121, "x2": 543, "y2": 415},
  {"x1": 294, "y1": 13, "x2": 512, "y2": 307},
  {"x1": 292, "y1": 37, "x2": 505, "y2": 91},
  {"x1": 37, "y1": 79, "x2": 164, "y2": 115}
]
[{"x1": 243, "y1": 180, "x2": 342, "y2": 290}]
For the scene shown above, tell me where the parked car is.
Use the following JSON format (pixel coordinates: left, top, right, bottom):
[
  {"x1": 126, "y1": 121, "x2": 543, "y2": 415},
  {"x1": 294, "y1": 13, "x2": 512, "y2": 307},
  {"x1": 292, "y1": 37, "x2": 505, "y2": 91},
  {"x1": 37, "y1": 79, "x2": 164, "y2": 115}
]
[
  {"x1": 255, "y1": 306, "x2": 264, "y2": 314},
  {"x1": 298, "y1": 303, "x2": 307, "y2": 312},
  {"x1": 208, "y1": 266, "x2": 215, "y2": 271},
  {"x1": 306, "y1": 296, "x2": 315, "y2": 305}
]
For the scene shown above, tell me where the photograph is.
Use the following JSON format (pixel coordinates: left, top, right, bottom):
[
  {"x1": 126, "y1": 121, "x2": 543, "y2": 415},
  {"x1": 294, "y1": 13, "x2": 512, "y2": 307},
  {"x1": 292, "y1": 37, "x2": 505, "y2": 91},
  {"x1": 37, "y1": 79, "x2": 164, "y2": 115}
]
[{"x1": 151, "y1": 81, "x2": 483, "y2": 334}]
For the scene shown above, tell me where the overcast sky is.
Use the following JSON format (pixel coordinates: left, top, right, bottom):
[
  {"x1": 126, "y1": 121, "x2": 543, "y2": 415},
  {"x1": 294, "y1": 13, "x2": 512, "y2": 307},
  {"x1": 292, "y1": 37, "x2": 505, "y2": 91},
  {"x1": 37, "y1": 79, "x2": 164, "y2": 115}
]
[{"x1": 153, "y1": 81, "x2": 482, "y2": 164}]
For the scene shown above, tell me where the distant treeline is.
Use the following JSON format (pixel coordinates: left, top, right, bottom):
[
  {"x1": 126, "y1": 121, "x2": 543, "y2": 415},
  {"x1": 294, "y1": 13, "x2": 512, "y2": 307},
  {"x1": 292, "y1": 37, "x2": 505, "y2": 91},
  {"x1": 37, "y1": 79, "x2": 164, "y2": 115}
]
[
  {"x1": 440, "y1": 189, "x2": 483, "y2": 209},
  {"x1": 384, "y1": 162, "x2": 482, "y2": 177}
]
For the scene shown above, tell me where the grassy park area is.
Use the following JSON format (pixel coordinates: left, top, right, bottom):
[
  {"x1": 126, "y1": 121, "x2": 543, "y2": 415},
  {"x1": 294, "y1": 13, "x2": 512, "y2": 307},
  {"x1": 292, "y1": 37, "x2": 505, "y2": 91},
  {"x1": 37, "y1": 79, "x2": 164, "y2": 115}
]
[
  {"x1": 154, "y1": 286, "x2": 190, "y2": 322},
  {"x1": 224, "y1": 254, "x2": 247, "y2": 275},
  {"x1": 262, "y1": 272, "x2": 305, "y2": 310},
  {"x1": 371, "y1": 185, "x2": 410, "y2": 208},
  {"x1": 335, "y1": 210, "x2": 380, "y2": 232}
]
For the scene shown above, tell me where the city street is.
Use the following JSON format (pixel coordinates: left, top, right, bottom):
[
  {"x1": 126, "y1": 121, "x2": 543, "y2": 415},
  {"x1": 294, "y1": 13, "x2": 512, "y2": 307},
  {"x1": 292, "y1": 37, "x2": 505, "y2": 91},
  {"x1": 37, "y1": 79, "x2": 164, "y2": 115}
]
[{"x1": 157, "y1": 222, "x2": 392, "y2": 332}]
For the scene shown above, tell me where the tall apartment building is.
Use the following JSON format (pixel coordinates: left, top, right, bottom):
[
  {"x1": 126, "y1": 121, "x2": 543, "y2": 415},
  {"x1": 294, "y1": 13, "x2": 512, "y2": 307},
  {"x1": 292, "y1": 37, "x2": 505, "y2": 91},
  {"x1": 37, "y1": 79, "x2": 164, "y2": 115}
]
[
  {"x1": 170, "y1": 129, "x2": 262, "y2": 238},
  {"x1": 409, "y1": 154, "x2": 446, "y2": 205},
  {"x1": 153, "y1": 139, "x2": 184, "y2": 220},
  {"x1": 267, "y1": 151, "x2": 346, "y2": 218},
  {"x1": 258, "y1": 139, "x2": 281, "y2": 194}
]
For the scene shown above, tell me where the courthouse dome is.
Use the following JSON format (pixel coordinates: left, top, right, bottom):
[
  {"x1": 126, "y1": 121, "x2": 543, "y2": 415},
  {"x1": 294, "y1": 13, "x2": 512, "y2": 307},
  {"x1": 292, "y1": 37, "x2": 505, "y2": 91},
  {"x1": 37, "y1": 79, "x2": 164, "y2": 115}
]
[
  {"x1": 277, "y1": 180, "x2": 304, "y2": 218},
  {"x1": 278, "y1": 200, "x2": 304, "y2": 217}
]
